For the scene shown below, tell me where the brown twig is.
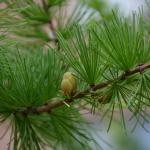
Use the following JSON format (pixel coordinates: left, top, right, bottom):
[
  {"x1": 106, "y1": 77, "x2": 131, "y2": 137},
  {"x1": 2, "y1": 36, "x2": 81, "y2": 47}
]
[
  {"x1": 21, "y1": 63, "x2": 150, "y2": 115},
  {"x1": 41, "y1": 0, "x2": 59, "y2": 47},
  {"x1": 41, "y1": 0, "x2": 48, "y2": 13}
]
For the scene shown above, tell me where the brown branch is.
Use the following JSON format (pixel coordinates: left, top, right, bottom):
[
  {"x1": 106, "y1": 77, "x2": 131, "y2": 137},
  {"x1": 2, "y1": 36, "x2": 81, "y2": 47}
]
[
  {"x1": 21, "y1": 63, "x2": 150, "y2": 115},
  {"x1": 93, "y1": 63, "x2": 150, "y2": 91},
  {"x1": 41, "y1": 0, "x2": 59, "y2": 46},
  {"x1": 41, "y1": 0, "x2": 48, "y2": 13}
]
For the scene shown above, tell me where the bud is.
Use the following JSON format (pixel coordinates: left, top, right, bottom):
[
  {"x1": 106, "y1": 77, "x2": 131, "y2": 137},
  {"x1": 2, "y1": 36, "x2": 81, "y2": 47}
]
[
  {"x1": 61, "y1": 72, "x2": 77, "y2": 97},
  {"x1": 63, "y1": 72, "x2": 72, "y2": 79}
]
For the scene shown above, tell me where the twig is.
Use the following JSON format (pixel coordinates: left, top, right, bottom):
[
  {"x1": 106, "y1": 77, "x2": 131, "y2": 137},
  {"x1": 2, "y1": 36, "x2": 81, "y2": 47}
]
[
  {"x1": 41, "y1": 0, "x2": 48, "y2": 13},
  {"x1": 41, "y1": 0, "x2": 59, "y2": 46},
  {"x1": 21, "y1": 63, "x2": 150, "y2": 115}
]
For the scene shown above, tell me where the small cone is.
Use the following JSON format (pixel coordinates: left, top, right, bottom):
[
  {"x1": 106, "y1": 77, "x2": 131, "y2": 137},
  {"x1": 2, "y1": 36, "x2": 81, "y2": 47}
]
[{"x1": 61, "y1": 72, "x2": 77, "y2": 96}]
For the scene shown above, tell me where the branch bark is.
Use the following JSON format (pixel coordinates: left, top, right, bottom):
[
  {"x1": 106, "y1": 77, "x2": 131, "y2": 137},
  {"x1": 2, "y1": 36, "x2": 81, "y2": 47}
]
[
  {"x1": 21, "y1": 63, "x2": 150, "y2": 115},
  {"x1": 41, "y1": 0, "x2": 48, "y2": 13}
]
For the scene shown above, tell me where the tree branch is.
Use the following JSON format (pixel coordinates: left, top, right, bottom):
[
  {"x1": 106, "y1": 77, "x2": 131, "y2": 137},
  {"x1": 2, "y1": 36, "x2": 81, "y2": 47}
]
[
  {"x1": 41, "y1": 0, "x2": 58, "y2": 44},
  {"x1": 41, "y1": 0, "x2": 49, "y2": 13},
  {"x1": 21, "y1": 63, "x2": 150, "y2": 115}
]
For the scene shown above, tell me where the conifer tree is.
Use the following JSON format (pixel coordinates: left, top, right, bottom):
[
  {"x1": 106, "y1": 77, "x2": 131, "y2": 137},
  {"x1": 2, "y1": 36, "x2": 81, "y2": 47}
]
[{"x1": 0, "y1": 0, "x2": 150, "y2": 149}]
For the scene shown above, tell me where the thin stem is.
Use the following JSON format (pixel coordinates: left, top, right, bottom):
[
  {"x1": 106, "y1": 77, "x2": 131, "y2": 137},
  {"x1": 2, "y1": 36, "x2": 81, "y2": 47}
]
[
  {"x1": 41, "y1": 0, "x2": 48, "y2": 13},
  {"x1": 41, "y1": 0, "x2": 58, "y2": 44}
]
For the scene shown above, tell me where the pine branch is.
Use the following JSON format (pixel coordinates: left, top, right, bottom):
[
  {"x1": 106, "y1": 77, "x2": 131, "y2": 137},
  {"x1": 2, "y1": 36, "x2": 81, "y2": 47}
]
[
  {"x1": 21, "y1": 63, "x2": 150, "y2": 115},
  {"x1": 41, "y1": 0, "x2": 58, "y2": 44},
  {"x1": 93, "y1": 63, "x2": 150, "y2": 90}
]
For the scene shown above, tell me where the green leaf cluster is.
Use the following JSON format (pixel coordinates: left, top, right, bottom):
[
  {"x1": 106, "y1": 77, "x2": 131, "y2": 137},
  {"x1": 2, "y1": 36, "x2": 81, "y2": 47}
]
[{"x1": 0, "y1": 0, "x2": 150, "y2": 150}]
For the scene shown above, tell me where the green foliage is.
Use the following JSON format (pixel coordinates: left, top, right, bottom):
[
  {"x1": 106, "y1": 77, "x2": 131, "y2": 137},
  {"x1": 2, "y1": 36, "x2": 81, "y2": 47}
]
[
  {"x1": 0, "y1": 47, "x2": 100, "y2": 149},
  {"x1": 94, "y1": 12, "x2": 150, "y2": 70},
  {"x1": 47, "y1": 0, "x2": 66, "y2": 7},
  {"x1": 0, "y1": 0, "x2": 96, "y2": 46},
  {"x1": 58, "y1": 11, "x2": 150, "y2": 133},
  {"x1": 58, "y1": 25, "x2": 106, "y2": 85},
  {"x1": 20, "y1": 1, "x2": 50, "y2": 23},
  {"x1": 0, "y1": 48, "x2": 64, "y2": 112},
  {"x1": 12, "y1": 108, "x2": 98, "y2": 150},
  {"x1": 0, "y1": 0, "x2": 150, "y2": 149}
]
